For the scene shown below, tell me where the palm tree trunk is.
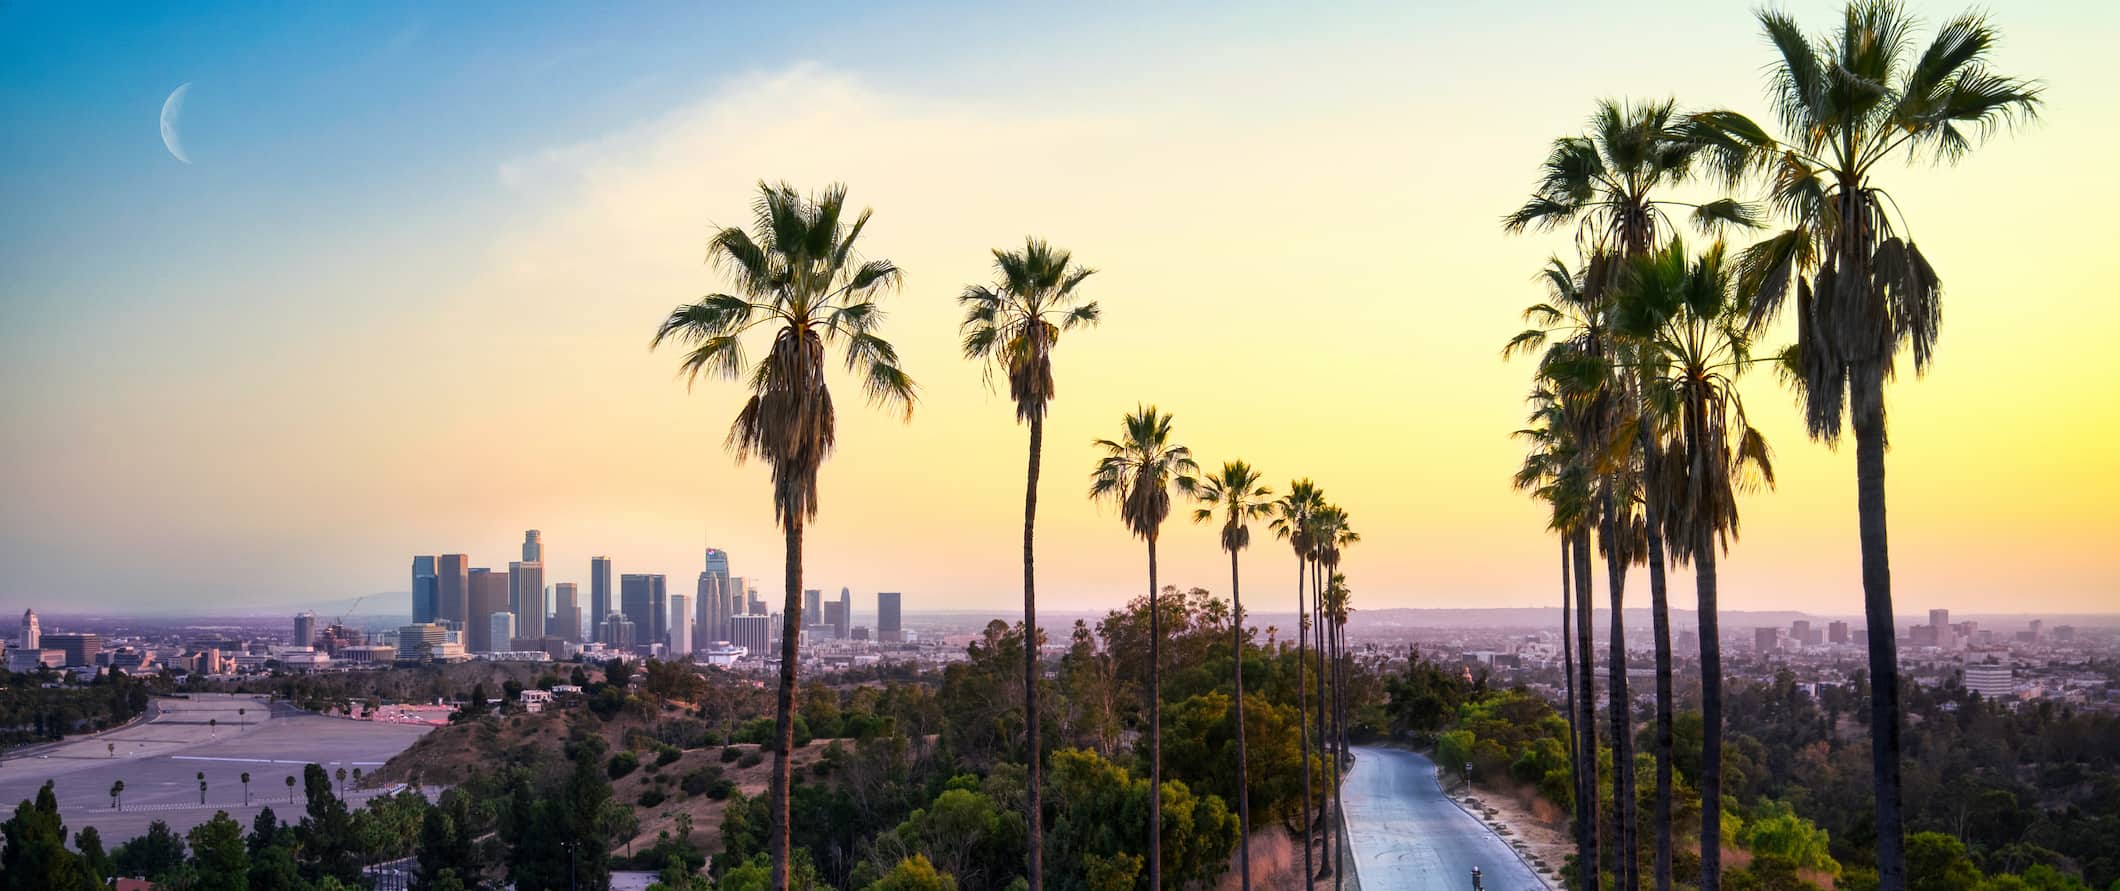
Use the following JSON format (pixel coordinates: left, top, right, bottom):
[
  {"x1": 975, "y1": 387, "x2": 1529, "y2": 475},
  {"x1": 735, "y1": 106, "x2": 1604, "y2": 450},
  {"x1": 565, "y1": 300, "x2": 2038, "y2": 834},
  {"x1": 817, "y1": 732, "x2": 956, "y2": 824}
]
[
  {"x1": 1641, "y1": 431, "x2": 1674, "y2": 891},
  {"x1": 770, "y1": 520, "x2": 804, "y2": 891},
  {"x1": 1312, "y1": 560, "x2": 1333, "y2": 882},
  {"x1": 1696, "y1": 525, "x2": 1723, "y2": 891},
  {"x1": 1599, "y1": 478, "x2": 1636, "y2": 891},
  {"x1": 1295, "y1": 555, "x2": 1314, "y2": 891},
  {"x1": 1560, "y1": 535, "x2": 1576, "y2": 779},
  {"x1": 1853, "y1": 362, "x2": 1905, "y2": 891},
  {"x1": 1148, "y1": 533, "x2": 1163, "y2": 891},
  {"x1": 1230, "y1": 546, "x2": 1251, "y2": 891},
  {"x1": 1331, "y1": 612, "x2": 1348, "y2": 891},
  {"x1": 1573, "y1": 525, "x2": 1599, "y2": 891},
  {"x1": 1024, "y1": 413, "x2": 1045, "y2": 891}
]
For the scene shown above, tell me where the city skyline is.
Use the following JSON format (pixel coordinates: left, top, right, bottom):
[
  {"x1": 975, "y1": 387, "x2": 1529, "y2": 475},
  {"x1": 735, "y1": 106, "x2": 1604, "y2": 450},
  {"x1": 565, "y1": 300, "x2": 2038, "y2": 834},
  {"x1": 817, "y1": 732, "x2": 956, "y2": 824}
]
[{"x1": 3, "y1": 2, "x2": 2117, "y2": 616}]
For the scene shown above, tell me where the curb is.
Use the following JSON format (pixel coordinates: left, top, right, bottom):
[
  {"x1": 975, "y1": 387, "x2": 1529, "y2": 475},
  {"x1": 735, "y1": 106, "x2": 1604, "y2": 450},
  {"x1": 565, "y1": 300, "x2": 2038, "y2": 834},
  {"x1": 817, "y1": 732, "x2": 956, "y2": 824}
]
[{"x1": 1434, "y1": 765, "x2": 1555, "y2": 891}]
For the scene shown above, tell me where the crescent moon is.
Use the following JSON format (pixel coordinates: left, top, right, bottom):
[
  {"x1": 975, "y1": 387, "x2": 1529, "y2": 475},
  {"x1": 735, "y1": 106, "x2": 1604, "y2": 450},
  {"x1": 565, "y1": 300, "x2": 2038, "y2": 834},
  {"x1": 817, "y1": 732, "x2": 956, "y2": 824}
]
[{"x1": 160, "y1": 83, "x2": 191, "y2": 164}]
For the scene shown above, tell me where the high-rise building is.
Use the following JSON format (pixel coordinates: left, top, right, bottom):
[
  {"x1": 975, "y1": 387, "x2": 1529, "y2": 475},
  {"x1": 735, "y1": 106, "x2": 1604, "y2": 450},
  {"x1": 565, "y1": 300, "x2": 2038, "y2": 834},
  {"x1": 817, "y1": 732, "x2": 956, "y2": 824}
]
[
  {"x1": 697, "y1": 573, "x2": 725, "y2": 643},
  {"x1": 437, "y1": 554, "x2": 470, "y2": 629},
  {"x1": 511, "y1": 561, "x2": 546, "y2": 639},
  {"x1": 43, "y1": 632, "x2": 100, "y2": 667},
  {"x1": 1754, "y1": 627, "x2": 1780, "y2": 652},
  {"x1": 748, "y1": 582, "x2": 764, "y2": 617},
  {"x1": 1963, "y1": 658, "x2": 2012, "y2": 700},
  {"x1": 670, "y1": 592, "x2": 693, "y2": 657},
  {"x1": 878, "y1": 592, "x2": 902, "y2": 642},
  {"x1": 489, "y1": 613, "x2": 517, "y2": 650},
  {"x1": 412, "y1": 556, "x2": 438, "y2": 624},
  {"x1": 823, "y1": 601, "x2": 847, "y2": 640},
  {"x1": 621, "y1": 574, "x2": 668, "y2": 647},
  {"x1": 17, "y1": 608, "x2": 38, "y2": 650},
  {"x1": 522, "y1": 529, "x2": 544, "y2": 563},
  {"x1": 590, "y1": 556, "x2": 613, "y2": 643},
  {"x1": 1930, "y1": 608, "x2": 1951, "y2": 647},
  {"x1": 836, "y1": 587, "x2": 851, "y2": 640},
  {"x1": 552, "y1": 583, "x2": 581, "y2": 642},
  {"x1": 468, "y1": 568, "x2": 508, "y2": 652},
  {"x1": 804, "y1": 589, "x2": 822, "y2": 625},
  {"x1": 732, "y1": 614, "x2": 774, "y2": 658},
  {"x1": 1828, "y1": 620, "x2": 1850, "y2": 645},
  {"x1": 601, "y1": 613, "x2": 636, "y2": 650},
  {"x1": 294, "y1": 611, "x2": 318, "y2": 648}
]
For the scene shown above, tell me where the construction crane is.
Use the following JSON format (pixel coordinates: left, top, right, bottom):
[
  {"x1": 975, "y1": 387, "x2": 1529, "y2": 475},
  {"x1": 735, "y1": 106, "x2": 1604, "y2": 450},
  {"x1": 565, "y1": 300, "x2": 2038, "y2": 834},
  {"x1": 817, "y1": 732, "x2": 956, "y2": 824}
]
[{"x1": 333, "y1": 593, "x2": 368, "y2": 628}]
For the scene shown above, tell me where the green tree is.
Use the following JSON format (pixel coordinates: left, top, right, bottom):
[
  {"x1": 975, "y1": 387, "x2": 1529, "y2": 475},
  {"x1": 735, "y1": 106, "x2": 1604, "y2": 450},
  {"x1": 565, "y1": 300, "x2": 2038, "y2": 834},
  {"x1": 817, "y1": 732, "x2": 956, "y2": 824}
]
[
  {"x1": 112, "y1": 819, "x2": 188, "y2": 883},
  {"x1": 653, "y1": 181, "x2": 916, "y2": 891},
  {"x1": 187, "y1": 811, "x2": 252, "y2": 891},
  {"x1": 298, "y1": 762, "x2": 360, "y2": 884},
  {"x1": 960, "y1": 237, "x2": 1099, "y2": 891},
  {"x1": 1691, "y1": 7, "x2": 2040, "y2": 888},
  {"x1": 1190, "y1": 459, "x2": 1274, "y2": 890},
  {"x1": 0, "y1": 782, "x2": 87, "y2": 891},
  {"x1": 1907, "y1": 833, "x2": 1984, "y2": 891},
  {"x1": 865, "y1": 854, "x2": 960, "y2": 891},
  {"x1": 1087, "y1": 405, "x2": 1197, "y2": 891}
]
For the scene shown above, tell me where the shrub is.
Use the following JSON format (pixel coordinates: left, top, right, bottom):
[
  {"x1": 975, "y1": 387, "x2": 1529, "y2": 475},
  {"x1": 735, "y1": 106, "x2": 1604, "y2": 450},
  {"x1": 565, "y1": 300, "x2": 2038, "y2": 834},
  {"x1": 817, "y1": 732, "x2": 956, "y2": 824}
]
[
  {"x1": 656, "y1": 746, "x2": 683, "y2": 767},
  {"x1": 638, "y1": 787, "x2": 665, "y2": 808},
  {"x1": 607, "y1": 751, "x2": 639, "y2": 780},
  {"x1": 738, "y1": 751, "x2": 763, "y2": 769},
  {"x1": 720, "y1": 746, "x2": 742, "y2": 764}
]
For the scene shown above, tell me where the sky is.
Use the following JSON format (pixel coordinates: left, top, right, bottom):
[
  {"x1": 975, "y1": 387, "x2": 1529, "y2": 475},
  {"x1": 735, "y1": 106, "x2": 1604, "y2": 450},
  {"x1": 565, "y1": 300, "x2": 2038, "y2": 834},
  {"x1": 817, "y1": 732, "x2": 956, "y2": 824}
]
[{"x1": 2, "y1": 1, "x2": 2116, "y2": 620}]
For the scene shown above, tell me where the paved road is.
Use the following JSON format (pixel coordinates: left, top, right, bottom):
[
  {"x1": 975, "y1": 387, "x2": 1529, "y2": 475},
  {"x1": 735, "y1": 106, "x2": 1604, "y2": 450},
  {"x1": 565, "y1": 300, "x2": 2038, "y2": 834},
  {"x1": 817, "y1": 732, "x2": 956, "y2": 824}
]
[
  {"x1": 0, "y1": 693, "x2": 432, "y2": 843},
  {"x1": 1342, "y1": 746, "x2": 1548, "y2": 891}
]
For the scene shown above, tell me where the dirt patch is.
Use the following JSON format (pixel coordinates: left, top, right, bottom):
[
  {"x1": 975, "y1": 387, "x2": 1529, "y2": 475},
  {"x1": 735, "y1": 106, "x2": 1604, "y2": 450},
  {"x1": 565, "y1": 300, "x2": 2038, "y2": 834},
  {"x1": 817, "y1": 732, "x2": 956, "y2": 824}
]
[{"x1": 1461, "y1": 780, "x2": 1571, "y2": 888}]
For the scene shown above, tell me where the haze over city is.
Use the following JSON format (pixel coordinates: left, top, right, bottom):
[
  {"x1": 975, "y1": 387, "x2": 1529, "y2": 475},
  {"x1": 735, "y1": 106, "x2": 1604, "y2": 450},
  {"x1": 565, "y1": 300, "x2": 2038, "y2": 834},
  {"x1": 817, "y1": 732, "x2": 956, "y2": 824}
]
[{"x1": 4, "y1": 1, "x2": 2116, "y2": 617}]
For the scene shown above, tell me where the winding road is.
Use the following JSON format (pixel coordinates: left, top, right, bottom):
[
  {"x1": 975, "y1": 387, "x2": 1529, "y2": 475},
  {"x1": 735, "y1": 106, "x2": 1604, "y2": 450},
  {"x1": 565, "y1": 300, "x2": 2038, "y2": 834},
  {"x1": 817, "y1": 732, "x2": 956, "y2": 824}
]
[{"x1": 1342, "y1": 746, "x2": 1550, "y2": 891}]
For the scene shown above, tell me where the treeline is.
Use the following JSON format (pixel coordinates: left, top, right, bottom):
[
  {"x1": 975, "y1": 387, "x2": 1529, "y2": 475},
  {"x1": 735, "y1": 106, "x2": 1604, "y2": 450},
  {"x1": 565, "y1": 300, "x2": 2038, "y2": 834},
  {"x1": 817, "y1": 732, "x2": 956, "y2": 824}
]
[
  {"x1": 1381, "y1": 656, "x2": 2120, "y2": 891},
  {"x1": 0, "y1": 667, "x2": 157, "y2": 748}
]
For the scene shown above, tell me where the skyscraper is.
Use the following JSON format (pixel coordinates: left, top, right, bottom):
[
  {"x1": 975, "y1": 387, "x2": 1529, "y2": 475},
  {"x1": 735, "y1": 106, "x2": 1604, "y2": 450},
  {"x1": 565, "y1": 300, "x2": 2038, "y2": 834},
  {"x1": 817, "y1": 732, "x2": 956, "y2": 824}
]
[
  {"x1": 552, "y1": 583, "x2": 581, "y2": 642},
  {"x1": 877, "y1": 592, "x2": 902, "y2": 643},
  {"x1": 522, "y1": 529, "x2": 544, "y2": 563},
  {"x1": 1930, "y1": 608, "x2": 1951, "y2": 648},
  {"x1": 697, "y1": 573, "x2": 725, "y2": 643},
  {"x1": 1828, "y1": 620, "x2": 1850, "y2": 644},
  {"x1": 489, "y1": 613, "x2": 516, "y2": 650},
  {"x1": 18, "y1": 608, "x2": 38, "y2": 650},
  {"x1": 823, "y1": 600, "x2": 847, "y2": 640},
  {"x1": 621, "y1": 574, "x2": 668, "y2": 650},
  {"x1": 590, "y1": 556, "x2": 613, "y2": 643},
  {"x1": 670, "y1": 592, "x2": 693, "y2": 657},
  {"x1": 836, "y1": 587, "x2": 851, "y2": 640},
  {"x1": 43, "y1": 632, "x2": 99, "y2": 667},
  {"x1": 437, "y1": 554, "x2": 470, "y2": 629},
  {"x1": 511, "y1": 561, "x2": 546, "y2": 639},
  {"x1": 294, "y1": 611, "x2": 317, "y2": 648},
  {"x1": 468, "y1": 568, "x2": 507, "y2": 652},
  {"x1": 804, "y1": 589, "x2": 822, "y2": 624},
  {"x1": 411, "y1": 555, "x2": 438, "y2": 624},
  {"x1": 732, "y1": 614, "x2": 774, "y2": 658}
]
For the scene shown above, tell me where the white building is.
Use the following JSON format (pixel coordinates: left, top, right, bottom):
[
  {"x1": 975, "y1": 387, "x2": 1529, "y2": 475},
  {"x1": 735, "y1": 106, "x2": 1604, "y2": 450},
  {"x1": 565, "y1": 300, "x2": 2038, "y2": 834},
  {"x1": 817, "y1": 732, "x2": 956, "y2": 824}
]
[
  {"x1": 670, "y1": 592, "x2": 693, "y2": 657},
  {"x1": 1964, "y1": 658, "x2": 2013, "y2": 701},
  {"x1": 18, "y1": 608, "x2": 39, "y2": 649}
]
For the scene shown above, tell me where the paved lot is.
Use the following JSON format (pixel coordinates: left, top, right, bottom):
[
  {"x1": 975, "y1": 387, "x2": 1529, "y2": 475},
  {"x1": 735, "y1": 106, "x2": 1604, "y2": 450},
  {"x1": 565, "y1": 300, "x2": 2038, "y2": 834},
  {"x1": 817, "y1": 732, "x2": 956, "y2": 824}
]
[
  {"x1": 0, "y1": 693, "x2": 432, "y2": 843},
  {"x1": 1342, "y1": 746, "x2": 1549, "y2": 891}
]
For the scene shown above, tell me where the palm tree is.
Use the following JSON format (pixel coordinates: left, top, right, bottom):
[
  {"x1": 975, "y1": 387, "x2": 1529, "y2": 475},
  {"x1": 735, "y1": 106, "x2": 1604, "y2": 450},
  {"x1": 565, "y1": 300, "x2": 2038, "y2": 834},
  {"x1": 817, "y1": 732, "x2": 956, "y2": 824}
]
[
  {"x1": 1507, "y1": 258, "x2": 1605, "y2": 889},
  {"x1": 1507, "y1": 98, "x2": 1764, "y2": 891},
  {"x1": 241, "y1": 771, "x2": 252, "y2": 807},
  {"x1": 1088, "y1": 405, "x2": 1197, "y2": 891},
  {"x1": 1513, "y1": 390, "x2": 1594, "y2": 792},
  {"x1": 1271, "y1": 480, "x2": 1325, "y2": 889},
  {"x1": 654, "y1": 181, "x2": 917, "y2": 890},
  {"x1": 960, "y1": 238, "x2": 1099, "y2": 891},
  {"x1": 1689, "y1": 6, "x2": 2039, "y2": 888},
  {"x1": 109, "y1": 780, "x2": 123, "y2": 811},
  {"x1": 199, "y1": 776, "x2": 209, "y2": 805},
  {"x1": 1313, "y1": 506, "x2": 1359, "y2": 891},
  {"x1": 1613, "y1": 239, "x2": 1776, "y2": 891},
  {"x1": 1192, "y1": 460, "x2": 1274, "y2": 890},
  {"x1": 336, "y1": 767, "x2": 347, "y2": 797},
  {"x1": 286, "y1": 774, "x2": 296, "y2": 804}
]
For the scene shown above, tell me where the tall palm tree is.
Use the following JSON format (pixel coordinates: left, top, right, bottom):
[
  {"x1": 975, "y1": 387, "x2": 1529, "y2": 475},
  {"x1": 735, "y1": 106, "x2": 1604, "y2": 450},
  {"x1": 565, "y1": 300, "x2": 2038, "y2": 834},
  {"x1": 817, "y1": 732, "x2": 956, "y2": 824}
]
[
  {"x1": 1513, "y1": 390, "x2": 1594, "y2": 790},
  {"x1": 1310, "y1": 504, "x2": 1358, "y2": 891},
  {"x1": 1270, "y1": 480, "x2": 1325, "y2": 890},
  {"x1": 1690, "y1": 6, "x2": 2039, "y2": 888},
  {"x1": 1506, "y1": 98, "x2": 1763, "y2": 891},
  {"x1": 653, "y1": 181, "x2": 917, "y2": 890},
  {"x1": 1089, "y1": 406, "x2": 1197, "y2": 891},
  {"x1": 1612, "y1": 238, "x2": 1777, "y2": 891},
  {"x1": 1192, "y1": 460, "x2": 1274, "y2": 890},
  {"x1": 1507, "y1": 257, "x2": 1606, "y2": 889},
  {"x1": 961, "y1": 237, "x2": 1100, "y2": 890}
]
